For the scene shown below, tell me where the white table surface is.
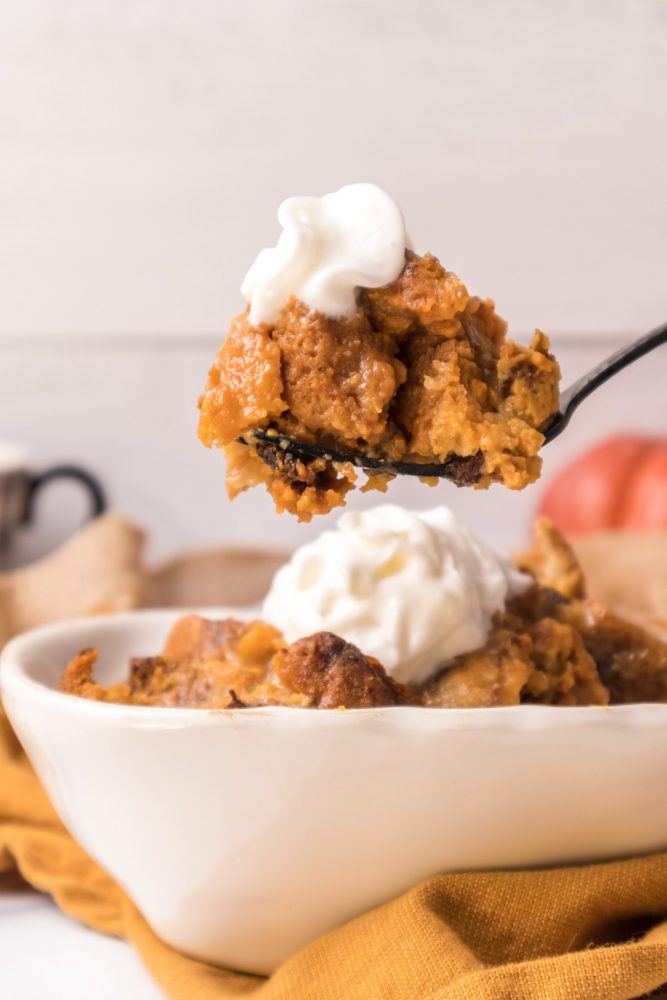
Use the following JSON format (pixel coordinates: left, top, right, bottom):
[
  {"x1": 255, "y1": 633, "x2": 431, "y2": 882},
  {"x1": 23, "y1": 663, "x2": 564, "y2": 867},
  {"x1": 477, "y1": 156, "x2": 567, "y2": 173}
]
[{"x1": 0, "y1": 877, "x2": 165, "y2": 999}]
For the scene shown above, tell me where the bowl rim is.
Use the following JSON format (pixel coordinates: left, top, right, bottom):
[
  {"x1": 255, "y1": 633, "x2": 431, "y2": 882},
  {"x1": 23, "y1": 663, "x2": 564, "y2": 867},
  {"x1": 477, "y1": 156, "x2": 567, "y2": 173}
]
[{"x1": 3, "y1": 607, "x2": 667, "y2": 732}]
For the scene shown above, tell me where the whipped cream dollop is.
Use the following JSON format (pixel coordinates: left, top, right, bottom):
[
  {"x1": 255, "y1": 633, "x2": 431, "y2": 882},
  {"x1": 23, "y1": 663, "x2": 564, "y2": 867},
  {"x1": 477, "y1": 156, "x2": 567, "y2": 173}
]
[
  {"x1": 242, "y1": 183, "x2": 407, "y2": 326},
  {"x1": 262, "y1": 505, "x2": 530, "y2": 685}
]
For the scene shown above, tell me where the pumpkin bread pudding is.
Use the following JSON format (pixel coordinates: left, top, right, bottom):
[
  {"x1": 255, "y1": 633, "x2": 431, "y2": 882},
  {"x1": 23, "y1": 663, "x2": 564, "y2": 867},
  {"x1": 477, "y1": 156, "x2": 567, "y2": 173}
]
[
  {"x1": 199, "y1": 252, "x2": 560, "y2": 521},
  {"x1": 198, "y1": 185, "x2": 560, "y2": 521},
  {"x1": 60, "y1": 519, "x2": 667, "y2": 710}
]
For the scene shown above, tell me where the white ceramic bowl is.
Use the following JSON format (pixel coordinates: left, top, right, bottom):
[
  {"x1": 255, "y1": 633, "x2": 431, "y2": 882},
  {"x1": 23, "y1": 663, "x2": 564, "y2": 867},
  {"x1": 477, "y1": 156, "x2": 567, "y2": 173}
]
[{"x1": 3, "y1": 608, "x2": 667, "y2": 974}]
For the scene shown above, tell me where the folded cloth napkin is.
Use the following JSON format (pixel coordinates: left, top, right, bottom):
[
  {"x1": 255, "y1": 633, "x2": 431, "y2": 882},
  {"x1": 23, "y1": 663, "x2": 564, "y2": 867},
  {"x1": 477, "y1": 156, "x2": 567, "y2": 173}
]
[
  {"x1": 3, "y1": 722, "x2": 667, "y2": 1000},
  {"x1": 0, "y1": 513, "x2": 146, "y2": 646},
  {"x1": 3, "y1": 516, "x2": 667, "y2": 1000}
]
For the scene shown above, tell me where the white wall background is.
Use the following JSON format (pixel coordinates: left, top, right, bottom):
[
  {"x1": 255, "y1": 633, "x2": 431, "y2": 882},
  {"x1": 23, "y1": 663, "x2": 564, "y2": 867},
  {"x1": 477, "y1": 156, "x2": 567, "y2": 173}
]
[
  {"x1": 1, "y1": 0, "x2": 666, "y2": 564},
  {"x1": 2, "y1": 0, "x2": 667, "y2": 336}
]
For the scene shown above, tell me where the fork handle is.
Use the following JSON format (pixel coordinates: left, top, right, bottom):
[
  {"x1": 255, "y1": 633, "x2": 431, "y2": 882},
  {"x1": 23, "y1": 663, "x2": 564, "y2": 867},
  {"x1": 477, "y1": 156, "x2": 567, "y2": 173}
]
[{"x1": 543, "y1": 320, "x2": 667, "y2": 444}]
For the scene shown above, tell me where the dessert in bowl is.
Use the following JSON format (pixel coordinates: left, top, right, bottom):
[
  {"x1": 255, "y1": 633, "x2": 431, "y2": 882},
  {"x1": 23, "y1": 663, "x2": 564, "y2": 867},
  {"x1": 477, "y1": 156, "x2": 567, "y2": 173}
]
[{"x1": 2, "y1": 506, "x2": 667, "y2": 975}]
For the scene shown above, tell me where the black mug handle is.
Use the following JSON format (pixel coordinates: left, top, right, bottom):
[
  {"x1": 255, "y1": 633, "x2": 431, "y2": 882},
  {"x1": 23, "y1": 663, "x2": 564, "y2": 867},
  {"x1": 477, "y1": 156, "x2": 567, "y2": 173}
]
[{"x1": 23, "y1": 466, "x2": 107, "y2": 526}]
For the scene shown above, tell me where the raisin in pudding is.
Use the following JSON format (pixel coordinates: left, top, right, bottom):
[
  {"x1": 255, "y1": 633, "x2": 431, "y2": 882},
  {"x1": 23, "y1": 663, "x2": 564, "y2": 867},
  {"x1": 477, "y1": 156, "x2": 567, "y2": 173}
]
[
  {"x1": 60, "y1": 506, "x2": 667, "y2": 710},
  {"x1": 197, "y1": 184, "x2": 561, "y2": 521}
]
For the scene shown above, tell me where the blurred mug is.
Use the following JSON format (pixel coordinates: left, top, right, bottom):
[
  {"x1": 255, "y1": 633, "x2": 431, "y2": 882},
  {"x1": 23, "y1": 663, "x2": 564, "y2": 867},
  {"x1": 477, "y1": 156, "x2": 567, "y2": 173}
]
[{"x1": 0, "y1": 442, "x2": 106, "y2": 565}]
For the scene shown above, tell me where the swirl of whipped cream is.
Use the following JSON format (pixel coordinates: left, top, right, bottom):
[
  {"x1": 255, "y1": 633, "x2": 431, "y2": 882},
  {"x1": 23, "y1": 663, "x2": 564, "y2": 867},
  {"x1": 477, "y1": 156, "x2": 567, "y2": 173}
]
[
  {"x1": 241, "y1": 183, "x2": 407, "y2": 326},
  {"x1": 261, "y1": 504, "x2": 531, "y2": 685}
]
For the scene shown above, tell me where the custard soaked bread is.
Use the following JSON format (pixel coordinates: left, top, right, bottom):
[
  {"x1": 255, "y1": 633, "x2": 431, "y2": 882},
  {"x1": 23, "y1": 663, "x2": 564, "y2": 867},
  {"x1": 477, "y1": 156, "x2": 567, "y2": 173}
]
[
  {"x1": 198, "y1": 186, "x2": 560, "y2": 521},
  {"x1": 199, "y1": 252, "x2": 559, "y2": 520}
]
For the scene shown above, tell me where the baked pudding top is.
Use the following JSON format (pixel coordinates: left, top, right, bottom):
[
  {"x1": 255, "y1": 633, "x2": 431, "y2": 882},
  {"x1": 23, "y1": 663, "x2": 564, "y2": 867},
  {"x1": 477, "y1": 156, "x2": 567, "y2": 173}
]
[{"x1": 60, "y1": 519, "x2": 666, "y2": 711}]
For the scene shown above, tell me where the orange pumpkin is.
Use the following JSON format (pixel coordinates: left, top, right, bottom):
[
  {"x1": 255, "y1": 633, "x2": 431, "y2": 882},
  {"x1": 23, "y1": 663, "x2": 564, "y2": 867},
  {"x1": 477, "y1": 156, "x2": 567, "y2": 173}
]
[{"x1": 538, "y1": 434, "x2": 667, "y2": 534}]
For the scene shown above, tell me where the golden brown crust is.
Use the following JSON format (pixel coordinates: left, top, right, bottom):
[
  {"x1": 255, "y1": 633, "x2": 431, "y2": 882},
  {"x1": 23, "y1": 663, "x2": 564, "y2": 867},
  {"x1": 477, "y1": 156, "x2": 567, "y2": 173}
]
[
  {"x1": 60, "y1": 648, "x2": 134, "y2": 704},
  {"x1": 421, "y1": 597, "x2": 610, "y2": 709},
  {"x1": 60, "y1": 620, "x2": 290, "y2": 708},
  {"x1": 558, "y1": 601, "x2": 667, "y2": 704},
  {"x1": 274, "y1": 632, "x2": 414, "y2": 708},
  {"x1": 161, "y1": 615, "x2": 251, "y2": 662},
  {"x1": 423, "y1": 523, "x2": 659, "y2": 708},
  {"x1": 198, "y1": 251, "x2": 561, "y2": 520},
  {"x1": 421, "y1": 630, "x2": 533, "y2": 708},
  {"x1": 61, "y1": 618, "x2": 414, "y2": 710},
  {"x1": 359, "y1": 252, "x2": 470, "y2": 335},
  {"x1": 517, "y1": 516, "x2": 586, "y2": 600}
]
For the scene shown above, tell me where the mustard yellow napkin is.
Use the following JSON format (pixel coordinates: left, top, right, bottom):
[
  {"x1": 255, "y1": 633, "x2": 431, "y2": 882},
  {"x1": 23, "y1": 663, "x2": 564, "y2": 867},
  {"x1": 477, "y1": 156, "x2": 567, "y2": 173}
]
[
  {"x1": 3, "y1": 711, "x2": 667, "y2": 1000},
  {"x1": 3, "y1": 516, "x2": 667, "y2": 999}
]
